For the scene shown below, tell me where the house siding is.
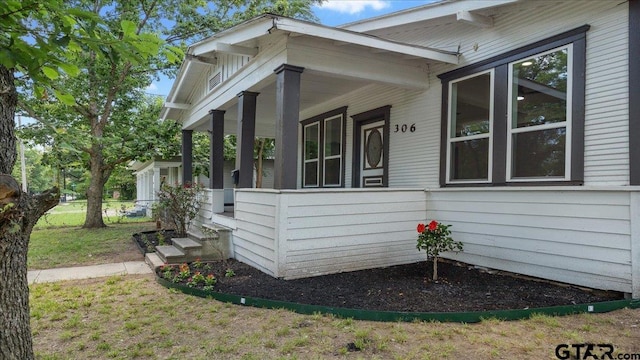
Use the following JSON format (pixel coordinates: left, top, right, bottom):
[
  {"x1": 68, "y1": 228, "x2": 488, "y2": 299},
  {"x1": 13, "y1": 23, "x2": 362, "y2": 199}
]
[
  {"x1": 428, "y1": 188, "x2": 633, "y2": 293},
  {"x1": 299, "y1": 84, "x2": 441, "y2": 189},
  {"x1": 186, "y1": 54, "x2": 253, "y2": 110},
  {"x1": 232, "y1": 190, "x2": 277, "y2": 276},
  {"x1": 370, "y1": 0, "x2": 629, "y2": 186},
  {"x1": 280, "y1": 189, "x2": 427, "y2": 279}
]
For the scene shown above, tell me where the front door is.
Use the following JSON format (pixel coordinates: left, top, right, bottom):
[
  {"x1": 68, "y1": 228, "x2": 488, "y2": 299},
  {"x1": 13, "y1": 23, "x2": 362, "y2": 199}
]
[
  {"x1": 360, "y1": 121, "x2": 385, "y2": 187},
  {"x1": 353, "y1": 106, "x2": 390, "y2": 188}
]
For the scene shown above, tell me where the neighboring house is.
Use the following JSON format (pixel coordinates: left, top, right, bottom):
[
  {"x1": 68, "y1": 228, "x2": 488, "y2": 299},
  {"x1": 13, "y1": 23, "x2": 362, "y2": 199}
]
[
  {"x1": 161, "y1": 0, "x2": 640, "y2": 298},
  {"x1": 129, "y1": 156, "x2": 275, "y2": 213},
  {"x1": 128, "y1": 157, "x2": 183, "y2": 216}
]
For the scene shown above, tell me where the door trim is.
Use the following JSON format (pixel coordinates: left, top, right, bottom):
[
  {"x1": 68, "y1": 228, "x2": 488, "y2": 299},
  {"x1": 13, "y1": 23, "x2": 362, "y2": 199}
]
[{"x1": 352, "y1": 105, "x2": 391, "y2": 188}]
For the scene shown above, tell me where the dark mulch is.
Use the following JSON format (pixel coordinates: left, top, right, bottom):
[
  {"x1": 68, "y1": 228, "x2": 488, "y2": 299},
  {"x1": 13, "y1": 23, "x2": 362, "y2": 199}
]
[
  {"x1": 157, "y1": 259, "x2": 624, "y2": 312},
  {"x1": 132, "y1": 230, "x2": 177, "y2": 254}
]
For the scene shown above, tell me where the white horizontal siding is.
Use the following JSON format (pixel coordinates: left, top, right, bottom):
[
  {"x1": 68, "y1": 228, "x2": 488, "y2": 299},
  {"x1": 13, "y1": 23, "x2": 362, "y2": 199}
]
[
  {"x1": 427, "y1": 188, "x2": 633, "y2": 293},
  {"x1": 299, "y1": 83, "x2": 441, "y2": 189},
  {"x1": 232, "y1": 190, "x2": 277, "y2": 276},
  {"x1": 187, "y1": 54, "x2": 252, "y2": 108},
  {"x1": 192, "y1": 190, "x2": 214, "y2": 230},
  {"x1": 367, "y1": 0, "x2": 629, "y2": 187},
  {"x1": 279, "y1": 189, "x2": 427, "y2": 279}
]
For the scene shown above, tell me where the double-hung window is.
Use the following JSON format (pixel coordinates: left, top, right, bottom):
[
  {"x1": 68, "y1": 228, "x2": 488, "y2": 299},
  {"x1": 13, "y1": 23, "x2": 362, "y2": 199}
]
[
  {"x1": 439, "y1": 26, "x2": 587, "y2": 186},
  {"x1": 301, "y1": 107, "x2": 346, "y2": 188},
  {"x1": 508, "y1": 46, "x2": 571, "y2": 181},
  {"x1": 447, "y1": 70, "x2": 494, "y2": 183}
]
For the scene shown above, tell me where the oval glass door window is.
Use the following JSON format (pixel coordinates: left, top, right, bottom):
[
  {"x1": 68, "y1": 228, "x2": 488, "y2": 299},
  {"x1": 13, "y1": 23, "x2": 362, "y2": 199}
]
[{"x1": 366, "y1": 128, "x2": 383, "y2": 168}]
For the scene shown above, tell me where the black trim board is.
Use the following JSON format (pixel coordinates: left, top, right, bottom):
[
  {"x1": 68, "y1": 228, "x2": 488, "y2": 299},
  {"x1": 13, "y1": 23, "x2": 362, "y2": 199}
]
[
  {"x1": 439, "y1": 25, "x2": 590, "y2": 82},
  {"x1": 300, "y1": 107, "x2": 348, "y2": 188},
  {"x1": 351, "y1": 106, "x2": 391, "y2": 188},
  {"x1": 439, "y1": 27, "x2": 588, "y2": 187},
  {"x1": 630, "y1": 0, "x2": 640, "y2": 185}
]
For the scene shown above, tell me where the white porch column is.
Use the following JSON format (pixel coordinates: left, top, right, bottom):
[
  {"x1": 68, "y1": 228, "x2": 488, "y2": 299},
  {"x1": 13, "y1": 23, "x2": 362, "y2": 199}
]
[
  {"x1": 135, "y1": 173, "x2": 142, "y2": 203},
  {"x1": 152, "y1": 168, "x2": 161, "y2": 202}
]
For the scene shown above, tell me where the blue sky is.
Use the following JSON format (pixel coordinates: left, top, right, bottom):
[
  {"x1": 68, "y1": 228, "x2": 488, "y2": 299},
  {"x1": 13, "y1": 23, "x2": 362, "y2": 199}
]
[{"x1": 147, "y1": 0, "x2": 433, "y2": 96}]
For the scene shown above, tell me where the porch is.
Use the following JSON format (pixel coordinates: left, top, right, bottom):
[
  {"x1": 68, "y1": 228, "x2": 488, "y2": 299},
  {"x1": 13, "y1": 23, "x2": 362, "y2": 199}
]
[{"x1": 191, "y1": 186, "x2": 639, "y2": 298}]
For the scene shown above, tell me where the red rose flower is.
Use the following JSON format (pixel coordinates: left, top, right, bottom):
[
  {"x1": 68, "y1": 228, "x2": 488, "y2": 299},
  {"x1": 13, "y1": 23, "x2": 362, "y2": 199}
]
[
  {"x1": 417, "y1": 223, "x2": 426, "y2": 233},
  {"x1": 428, "y1": 220, "x2": 438, "y2": 231}
]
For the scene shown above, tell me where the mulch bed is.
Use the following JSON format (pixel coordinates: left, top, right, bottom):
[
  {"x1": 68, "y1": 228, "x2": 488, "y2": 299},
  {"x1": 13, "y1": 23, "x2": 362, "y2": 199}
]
[
  {"x1": 157, "y1": 259, "x2": 623, "y2": 312},
  {"x1": 132, "y1": 230, "x2": 177, "y2": 254}
]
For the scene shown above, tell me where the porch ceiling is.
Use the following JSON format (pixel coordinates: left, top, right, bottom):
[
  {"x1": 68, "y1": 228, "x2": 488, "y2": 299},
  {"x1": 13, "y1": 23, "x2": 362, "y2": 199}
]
[
  {"x1": 163, "y1": 13, "x2": 458, "y2": 127},
  {"x1": 190, "y1": 71, "x2": 370, "y2": 137}
]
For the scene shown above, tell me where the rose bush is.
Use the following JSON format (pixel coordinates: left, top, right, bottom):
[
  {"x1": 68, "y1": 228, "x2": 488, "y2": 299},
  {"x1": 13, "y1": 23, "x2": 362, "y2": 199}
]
[{"x1": 416, "y1": 220, "x2": 463, "y2": 281}]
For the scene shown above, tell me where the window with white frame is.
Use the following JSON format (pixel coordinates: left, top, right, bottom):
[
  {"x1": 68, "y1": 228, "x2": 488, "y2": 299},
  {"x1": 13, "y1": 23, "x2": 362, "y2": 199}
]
[
  {"x1": 439, "y1": 26, "x2": 587, "y2": 186},
  {"x1": 508, "y1": 46, "x2": 571, "y2": 180},
  {"x1": 301, "y1": 107, "x2": 346, "y2": 188},
  {"x1": 447, "y1": 70, "x2": 493, "y2": 183}
]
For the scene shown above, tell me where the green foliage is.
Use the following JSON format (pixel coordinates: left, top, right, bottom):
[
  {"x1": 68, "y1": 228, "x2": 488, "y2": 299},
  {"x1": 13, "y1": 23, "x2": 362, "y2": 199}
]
[
  {"x1": 156, "y1": 182, "x2": 202, "y2": 236},
  {"x1": 11, "y1": 146, "x2": 55, "y2": 193},
  {"x1": 416, "y1": 220, "x2": 463, "y2": 280}
]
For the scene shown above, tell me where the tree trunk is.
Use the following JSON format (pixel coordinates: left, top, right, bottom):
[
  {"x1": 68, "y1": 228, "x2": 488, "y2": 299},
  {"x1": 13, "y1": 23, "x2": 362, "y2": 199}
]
[
  {"x1": 83, "y1": 146, "x2": 106, "y2": 228},
  {"x1": 0, "y1": 65, "x2": 60, "y2": 359},
  {"x1": 0, "y1": 67, "x2": 16, "y2": 174},
  {"x1": 433, "y1": 256, "x2": 438, "y2": 281},
  {"x1": 255, "y1": 138, "x2": 265, "y2": 188}
]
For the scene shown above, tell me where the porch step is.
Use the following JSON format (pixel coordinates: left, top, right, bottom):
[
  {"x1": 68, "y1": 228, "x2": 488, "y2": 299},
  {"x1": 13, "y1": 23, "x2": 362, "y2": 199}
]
[
  {"x1": 156, "y1": 245, "x2": 187, "y2": 264},
  {"x1": 145, "y1": 252, "x2": 165, "y2": 270},
  {"x1": 172, "y1": 237, "x2": 204, "y2": 259}
]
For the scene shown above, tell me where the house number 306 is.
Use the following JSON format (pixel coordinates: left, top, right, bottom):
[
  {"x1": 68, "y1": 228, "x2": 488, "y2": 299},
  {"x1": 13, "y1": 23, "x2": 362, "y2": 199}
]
[{"x1": 394, "y1": 123, "x2": 416, "y2": 133}]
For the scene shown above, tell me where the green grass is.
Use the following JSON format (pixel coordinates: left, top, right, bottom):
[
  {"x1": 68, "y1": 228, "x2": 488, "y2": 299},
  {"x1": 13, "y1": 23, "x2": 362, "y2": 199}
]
[
  {"x1": 29, "y1": 277, "x2": 640, "y2": 360},
  {"x1": 28, "y1": 222, "x2": 155, "y2": 269},
  {"x1": 35, "y1": 200, "x2": 149, "y2": 230}
]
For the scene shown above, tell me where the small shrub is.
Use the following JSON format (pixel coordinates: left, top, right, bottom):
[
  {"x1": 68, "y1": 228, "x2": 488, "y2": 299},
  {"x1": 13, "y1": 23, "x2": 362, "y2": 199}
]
[
  {"x1": 156, "y1": 182, "x2": 202, "y2": 236},
  {"x1": 416, "y1": 220, "x2": 463, "y2": 281}
]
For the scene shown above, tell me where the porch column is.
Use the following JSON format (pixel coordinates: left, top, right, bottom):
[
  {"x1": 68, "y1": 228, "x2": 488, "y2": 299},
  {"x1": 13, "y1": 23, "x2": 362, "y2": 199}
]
[
  {"x1": 135, "y1": 173, "x2": 141, "y2": 202},
  {"x1": 274, "y1": 64, "x2": 304, "y2": 189},
  {"x1": 236, "y1": 91, "x2": 259, "y2": 188},
  {"x1": 209, "y1": 110, "x2": 225, "y2": 189},
  {"x1": 181, "y1": 129, "x2": 193, "y2": 185},
  {"x1": 152, "y1": 168, "x2": 161, "y2": 201},
  {"x1": 209, "y1": 110, "x2": 226, "y2": 213}
]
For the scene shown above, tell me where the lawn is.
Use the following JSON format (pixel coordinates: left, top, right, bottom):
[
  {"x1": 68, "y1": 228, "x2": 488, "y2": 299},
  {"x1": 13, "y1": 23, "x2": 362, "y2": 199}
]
[
  {"x1": 24, "y1": 200, "x2": 640, "y2": 359},
  {"x1": 29, "y1": 276, "x2": 640, "y2": 359},
  {"x1": 28, "y1": 222, "x2": 155, "y2": 270},
  {"x1": 34, "y1": 200, "x2": 149, "y2": 230},
  {"x1": 28, "y1": 199, "x2": 155, "y2": 269}
]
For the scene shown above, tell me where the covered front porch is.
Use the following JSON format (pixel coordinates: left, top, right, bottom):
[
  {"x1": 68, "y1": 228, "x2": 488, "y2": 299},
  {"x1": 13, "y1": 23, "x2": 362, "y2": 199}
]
[{"x1": 162, "y1": 14, "x2": 457, "y2": 213}]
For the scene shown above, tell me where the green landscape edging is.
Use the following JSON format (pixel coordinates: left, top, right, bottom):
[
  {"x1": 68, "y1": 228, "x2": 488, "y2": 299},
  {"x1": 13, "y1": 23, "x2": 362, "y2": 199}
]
[{"x1": 156, "y1": 276, "x2": 640, "y2": 323}]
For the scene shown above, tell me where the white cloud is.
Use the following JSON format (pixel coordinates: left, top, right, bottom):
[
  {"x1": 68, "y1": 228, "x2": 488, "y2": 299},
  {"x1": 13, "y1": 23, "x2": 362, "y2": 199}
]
[
  {"x1": 145, "y1": 82, "x2": 158, "y2": 92},
  {"x1": 318, "y1": 0, "x2": 390, "y2": 15}
]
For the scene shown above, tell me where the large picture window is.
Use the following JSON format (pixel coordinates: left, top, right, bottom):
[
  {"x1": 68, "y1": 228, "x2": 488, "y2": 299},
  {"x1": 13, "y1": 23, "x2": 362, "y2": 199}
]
[
  {"x1": 301, "y1": 107, "x2": 346, "y2": 188},
  {"x1": 439, "y1": 26, "x2": 587, "y2": 186}
]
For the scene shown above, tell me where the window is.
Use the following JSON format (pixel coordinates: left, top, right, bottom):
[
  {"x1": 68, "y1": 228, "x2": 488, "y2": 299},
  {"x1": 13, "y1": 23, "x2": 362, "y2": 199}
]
[
  {"x1": 439, "y1": 26, "x2": 587, "y2": 186},
  {"x1": 447, "y1": 70, "x2": 493, "y2": 183},
  {"x1": 508, "y1": 46, "x2": 571, "y2": 180},
  {"x1": 301, "y1": 107, "x2": 346, "y2": 188}
]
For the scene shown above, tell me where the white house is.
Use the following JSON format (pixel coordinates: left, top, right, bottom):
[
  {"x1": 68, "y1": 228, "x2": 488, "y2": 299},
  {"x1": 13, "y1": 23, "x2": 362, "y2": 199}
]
[{"x1": 161, "y1": 0, "x2": 640, "y2": 299}]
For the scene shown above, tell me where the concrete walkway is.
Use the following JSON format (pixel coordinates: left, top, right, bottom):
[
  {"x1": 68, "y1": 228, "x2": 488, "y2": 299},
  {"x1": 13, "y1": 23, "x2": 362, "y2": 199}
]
[{"x1": 28, "y1": 261, "x2": 152, "y2": 285}]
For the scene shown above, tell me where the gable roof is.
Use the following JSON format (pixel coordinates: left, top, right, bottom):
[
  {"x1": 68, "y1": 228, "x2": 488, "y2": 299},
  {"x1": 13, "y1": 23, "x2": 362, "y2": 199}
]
[
  {"x1": 162, "y1": 13, "x2": 460, "y2": 121},
  {"x1": 341, "y1": 0, "x2": 520, "y2": 33}
]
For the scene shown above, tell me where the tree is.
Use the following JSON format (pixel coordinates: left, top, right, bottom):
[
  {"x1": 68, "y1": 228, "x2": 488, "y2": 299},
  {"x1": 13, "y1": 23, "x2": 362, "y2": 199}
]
[
  {"x1": 0, "y1": 1, "x2": 103, "y2": 357},
  {"x1": 20, "y1": 0, "x2": 322, "y2": 229},
  {"x1": 11, "y1": 146, "x2": 56, "y2": 193}
]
